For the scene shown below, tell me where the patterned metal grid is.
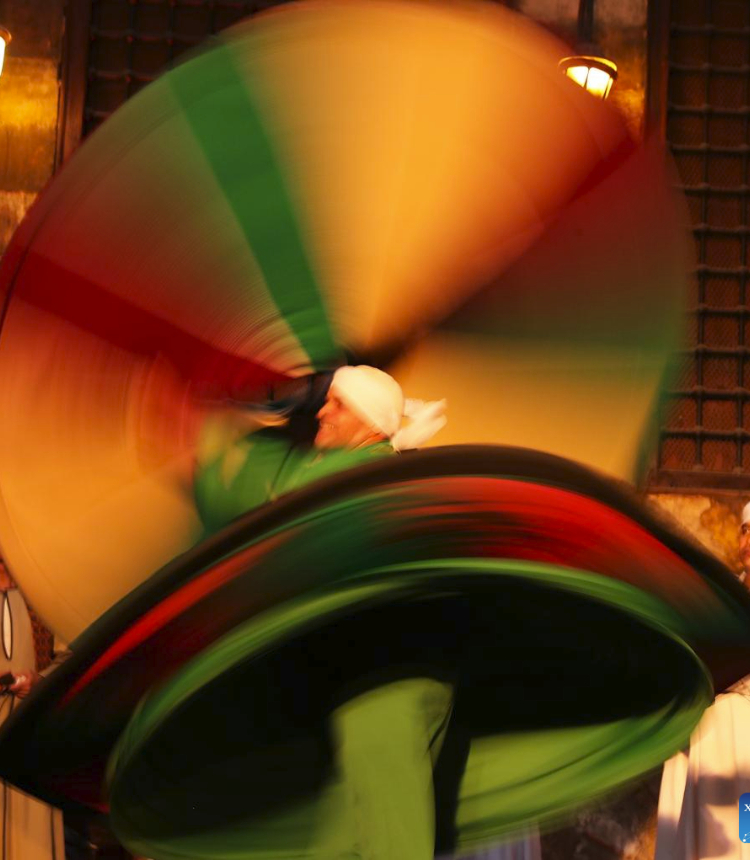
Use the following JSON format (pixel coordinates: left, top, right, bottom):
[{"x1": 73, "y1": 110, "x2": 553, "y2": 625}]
[
  {"x1": 85, "y1": 0, "x2": 293, "y2": 136},
  {"x1": 656, "y1": 0, "x2": 750, "y2": 488}
]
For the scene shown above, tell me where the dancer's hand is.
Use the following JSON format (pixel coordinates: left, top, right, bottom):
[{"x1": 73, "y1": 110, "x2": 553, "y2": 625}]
[{"x1": 8, "y1": 670, "x2": 40, "y2": 699}]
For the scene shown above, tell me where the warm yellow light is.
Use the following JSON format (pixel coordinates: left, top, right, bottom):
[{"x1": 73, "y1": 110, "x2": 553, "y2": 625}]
[
  {"x1": 585, "y1": 66, "x2": 614, "y2": 98},
  {"x1": 559, "y1": 55, "x2": 617, "y2": 99},
  {"x1": 0, "y1": 27, "x2": 11, "y2": 78},
  {"x1": 565, "y1": 65, "x2": 590, "y2": 88}
]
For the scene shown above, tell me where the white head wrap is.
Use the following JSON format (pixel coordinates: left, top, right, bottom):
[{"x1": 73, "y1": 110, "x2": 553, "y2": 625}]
[
  {"x1": 742, "y1": 502, "x2": 750, "y2": 526},
  {"x1": 330, "y1": 366, "x2": 446, "y2": 451}
]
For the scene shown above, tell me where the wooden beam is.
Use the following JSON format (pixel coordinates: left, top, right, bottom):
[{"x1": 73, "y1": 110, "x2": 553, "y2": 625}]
[
  {"x1": 55, "y1": 0, "x2": 91, "y2": 169},
  {"x1": 645, "y1": 0, "x2": 671, "y2": 139}
]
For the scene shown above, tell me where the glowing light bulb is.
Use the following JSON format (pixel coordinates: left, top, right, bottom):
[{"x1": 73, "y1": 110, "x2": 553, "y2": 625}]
[{"x1": 0, "y1": 28, "x2": 11, "y2": 78}]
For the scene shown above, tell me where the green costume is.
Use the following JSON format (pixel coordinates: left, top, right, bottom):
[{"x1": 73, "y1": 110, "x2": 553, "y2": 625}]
[
  {"x1": 195, "y1": 429, "x2": 454, "y2": 860},
  {"x1": 195, "y1": 429, "x2": 393, "y2": 534},
  {"x1": 99, "y1": 443, "x2": 720, "y2": 860}
]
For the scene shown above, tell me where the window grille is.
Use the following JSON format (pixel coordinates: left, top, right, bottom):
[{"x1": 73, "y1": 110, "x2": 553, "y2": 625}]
[
  {"x1": 653, "y1": 0, "x2": 750, "y2": 490},
  {"x1": 84, "y1": 0, "x2": 292, "y2": 137}
]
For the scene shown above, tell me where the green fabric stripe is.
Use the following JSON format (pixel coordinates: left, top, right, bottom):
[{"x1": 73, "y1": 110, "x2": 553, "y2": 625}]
[
  {"x1": 168, "y1": 39, "x2": 339, "y2": 370},
  {"x1": 108, "y1": 560, "x2": 711, "y2": 859},
  {"x1": 111, "y1": 558, "x2": 708, "y2": 747}
]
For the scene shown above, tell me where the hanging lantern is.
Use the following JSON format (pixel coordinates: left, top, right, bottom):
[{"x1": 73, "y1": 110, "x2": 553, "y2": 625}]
[{"x1": 559, "y1": 55, "x2": 618, "y2": 99}]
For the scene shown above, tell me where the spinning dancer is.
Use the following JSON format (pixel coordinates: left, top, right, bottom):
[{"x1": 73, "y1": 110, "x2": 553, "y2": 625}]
[
  {"x1": 198, "y1": 365, "x2": 450, "y2": 860},
  {"x1": 197, "y1": 365, "x2": 543, "y2": 860}
]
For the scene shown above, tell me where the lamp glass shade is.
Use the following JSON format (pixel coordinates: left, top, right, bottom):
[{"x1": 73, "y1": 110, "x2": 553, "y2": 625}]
[
  {"x1": 585, "y1": 66, "x2": 614, "y2": 98},
  {"x1": 0, "y1": 28, "x2": 10, "y2": 77},
  {"x1": 559, "y1": 56, "x2": 617, "y2": 99}
]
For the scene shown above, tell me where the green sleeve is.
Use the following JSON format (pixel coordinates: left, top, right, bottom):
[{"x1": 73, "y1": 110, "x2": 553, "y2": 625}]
[
  {"x1": 194, "y1": 430, "x2": 301, "y2": 534},
  {"x1": 195, "y1": 432, "x2": 392, "y2": 535}
]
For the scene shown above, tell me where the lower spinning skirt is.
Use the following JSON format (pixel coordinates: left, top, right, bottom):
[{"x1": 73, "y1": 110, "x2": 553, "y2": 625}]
[
  {"x1": 108, "y1": 558, "x2": 711, "y2": 860},
  {"x1": 1, "y1": 446, "x2": 747, "y2": 855}
]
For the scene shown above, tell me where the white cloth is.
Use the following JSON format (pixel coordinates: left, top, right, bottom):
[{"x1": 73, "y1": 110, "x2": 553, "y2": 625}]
[
  {"x1": 332, "y1": 366, "x2": 446, "y2": 450},
  {"x1": 332, "y1": 366, "x2": 404, "y2": 438},
  {"x1": 656, "y1": 679, "x2": 750, "y2": 860},
  {"x1": 392, "y1": 398, "x2": 447, "y2": 452}
]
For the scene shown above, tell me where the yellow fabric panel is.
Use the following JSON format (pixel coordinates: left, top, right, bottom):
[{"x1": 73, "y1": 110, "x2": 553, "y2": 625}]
[{"x1": 243, "y1": 0, "x2": 624, "y2": 351}]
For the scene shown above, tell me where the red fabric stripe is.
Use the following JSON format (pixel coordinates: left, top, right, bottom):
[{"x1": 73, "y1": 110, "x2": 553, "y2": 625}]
[{"x1": 14, "y1": 251, "x2": 292, "y2": 398}]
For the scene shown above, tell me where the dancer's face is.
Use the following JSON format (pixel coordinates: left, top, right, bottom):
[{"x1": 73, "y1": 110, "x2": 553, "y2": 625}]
[{"x1": 315, "y1": 388, "x2": 383, "y2": 450}]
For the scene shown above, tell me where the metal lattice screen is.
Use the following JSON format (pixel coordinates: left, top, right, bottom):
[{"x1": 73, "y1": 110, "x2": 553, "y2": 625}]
[
  {"x1": 85, "y1": 0, "x2": 293, "y2": 136},
  {"x1": 654, "y1": 0, "x2": 750, "y2": 490}
]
